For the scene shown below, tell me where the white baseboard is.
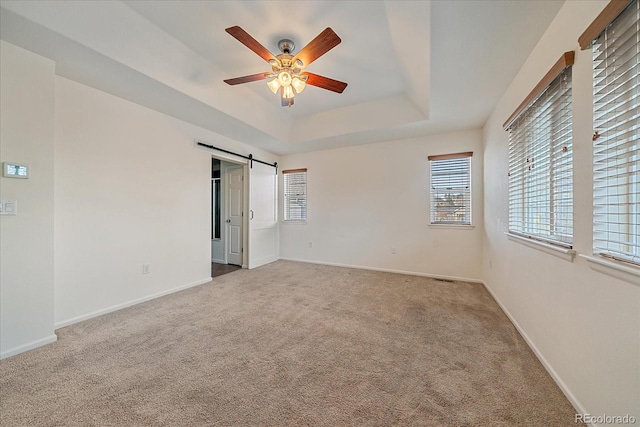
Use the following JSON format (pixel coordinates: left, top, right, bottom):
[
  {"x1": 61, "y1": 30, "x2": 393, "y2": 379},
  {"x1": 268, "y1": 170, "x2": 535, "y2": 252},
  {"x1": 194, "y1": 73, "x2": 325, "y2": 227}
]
[
  {"x1": 481, "y1": 282, "x2": 592, "y2": 427},
  {"x1": 278, "y1": 257, "x2": 483, "y2": 283},
  {"x1": 0, "y1": 334, "x2": 58, "y2": 360},
  {"x1": 249, "y1": 255, "x2": 278, "y2": 270},
  {"x1": 54, "y1": 277, "x2": 212, "y2": 329}
]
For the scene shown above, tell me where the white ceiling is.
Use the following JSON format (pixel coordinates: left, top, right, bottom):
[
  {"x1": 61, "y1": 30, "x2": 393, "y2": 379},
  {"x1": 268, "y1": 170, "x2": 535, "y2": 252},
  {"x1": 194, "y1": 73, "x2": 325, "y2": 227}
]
[{"x1": 0, "y1": 0, "x2": 564, "y2": 155}]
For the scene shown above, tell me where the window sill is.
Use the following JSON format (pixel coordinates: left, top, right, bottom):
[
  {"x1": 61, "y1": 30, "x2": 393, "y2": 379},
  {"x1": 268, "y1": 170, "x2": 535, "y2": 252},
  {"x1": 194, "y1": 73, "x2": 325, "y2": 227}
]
[
  {"x1": 282, "y1": 221, "x2": 307, "y2": 225},
  {"x1": 429, "y1": 224, "x2": 475, "y2": 230},
  {"x1": 506, "y1": 232, "x2": 576, "y2": 262},
  {"x1": 580, "y1": 255, "x2": 640, "y2": 286}
]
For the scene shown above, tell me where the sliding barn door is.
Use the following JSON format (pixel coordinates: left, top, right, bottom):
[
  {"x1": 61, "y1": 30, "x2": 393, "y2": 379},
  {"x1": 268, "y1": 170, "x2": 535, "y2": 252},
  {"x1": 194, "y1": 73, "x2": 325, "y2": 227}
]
[{"x1": 248, "y1": 162, "x2": 278, "y2": 268}]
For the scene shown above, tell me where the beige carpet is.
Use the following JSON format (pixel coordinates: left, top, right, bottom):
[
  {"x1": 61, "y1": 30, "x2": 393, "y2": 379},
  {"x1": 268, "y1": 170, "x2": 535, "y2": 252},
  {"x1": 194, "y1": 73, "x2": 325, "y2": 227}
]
[{"x1": 1, "y1": 260, "x2": 581, "y2": 426}]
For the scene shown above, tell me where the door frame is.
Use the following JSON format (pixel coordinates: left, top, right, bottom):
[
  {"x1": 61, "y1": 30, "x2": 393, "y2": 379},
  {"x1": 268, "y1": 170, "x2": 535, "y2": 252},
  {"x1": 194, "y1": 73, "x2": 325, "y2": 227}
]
[
  {"x1": 211, "y1": 155, "x2": 249, "y2": 269},
  {"x1": 223, "y1": 163, "x2": 244, "y2": 267},
  {"x1": 203, "y1": 142, "x2": 278, "y2": 270},
  {"x1": 211, "y1": 169, "x2": 224, "y2": 264}
]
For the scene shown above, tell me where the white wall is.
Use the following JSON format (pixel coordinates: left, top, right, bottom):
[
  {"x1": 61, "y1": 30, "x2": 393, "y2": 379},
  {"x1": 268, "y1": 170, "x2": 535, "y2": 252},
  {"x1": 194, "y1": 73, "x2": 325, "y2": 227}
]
[
  {"x1": 54, "y1": 76, "x2": 208, "y2": 325},
  {"x1": 0, "y1": 38, "x2": 279, "y2": 354},
  {"x1": 0, "y1": 41, "x2": 57, "y2": 358},
  {"x1": 279, "y1": 129, "x2": 483, "y2": 281},
  {"x1": 53, "y1": 76, "x2": 277, "y2": 327},
  {"x1": 482, "y1": 0, "x2": 640, "y2": 422}
]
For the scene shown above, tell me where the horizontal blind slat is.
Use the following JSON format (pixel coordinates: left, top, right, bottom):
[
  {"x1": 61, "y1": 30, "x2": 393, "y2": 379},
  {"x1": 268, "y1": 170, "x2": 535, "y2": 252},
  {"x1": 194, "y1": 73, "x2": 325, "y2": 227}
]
[
  {"x1": 508, "y1": 67, "x2": 573, "y2": 247},
  {"x1": 283, "y1": 171, "x2": 307, "y2": 221},
  {"x1": 430, "y1": 157, "x2": 472, "y2": 225},
  {"x1": 592, "y1": 0, "x2": 640, "y2": 266}
]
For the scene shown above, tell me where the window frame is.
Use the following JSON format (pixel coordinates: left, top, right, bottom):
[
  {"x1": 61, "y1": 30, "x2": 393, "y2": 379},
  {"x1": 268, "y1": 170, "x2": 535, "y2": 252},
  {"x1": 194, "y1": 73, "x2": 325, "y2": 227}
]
[
  {"x1": 428, "y1": 152, "x2": 473, "y2": 227},
  {"x1": 504, "y1": 52, "x2": 575, "y2": 249},
  {"x1": 282, "y1": 168, "x2": 308, "y2": 223},
  {"x1": 584, "y1": 0, "x2": 639, "y2": 267}
]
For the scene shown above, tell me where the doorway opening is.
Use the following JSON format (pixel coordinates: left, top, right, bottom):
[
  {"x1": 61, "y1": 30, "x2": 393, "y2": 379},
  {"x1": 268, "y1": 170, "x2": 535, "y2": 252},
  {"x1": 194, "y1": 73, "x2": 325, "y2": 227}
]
[
  {"x1": 211, "y1": 262, "x2": 241, "y2": 278},
  {"x1": 211, "y1": 157, "x2": 246, "y2": 270},
  {"x1": 201, "y1": 142, "x2": 279, "y2": 272}
]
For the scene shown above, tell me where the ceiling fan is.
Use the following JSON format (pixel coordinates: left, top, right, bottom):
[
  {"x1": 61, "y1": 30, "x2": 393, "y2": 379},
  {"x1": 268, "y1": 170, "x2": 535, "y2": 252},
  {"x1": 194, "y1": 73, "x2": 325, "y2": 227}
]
[{"x1": 223, "y1": 26, "x2": 348, "y2": 107}]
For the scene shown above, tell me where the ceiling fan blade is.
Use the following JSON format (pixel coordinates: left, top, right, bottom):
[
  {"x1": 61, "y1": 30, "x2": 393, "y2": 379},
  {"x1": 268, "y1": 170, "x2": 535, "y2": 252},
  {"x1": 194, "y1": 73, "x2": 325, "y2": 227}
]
[
  {"x1": 225, "y1": 26, "x2": 276, "y2": 63},
  {"x1": 304, "y1": 73, "x2": 348, "y2": 93},
  {"x1": 292, "y1": 27, "x2": 341, "y2": 67},
  {"x1": 224, "y1": 72, "x2": 271, "y2": 85}
]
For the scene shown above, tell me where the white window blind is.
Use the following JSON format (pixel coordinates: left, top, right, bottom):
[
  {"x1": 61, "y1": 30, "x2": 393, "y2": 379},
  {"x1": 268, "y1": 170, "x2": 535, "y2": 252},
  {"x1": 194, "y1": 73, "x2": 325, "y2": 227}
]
[
  {"x1": 507, "y1": 67, "x2": 573, "y2": 247},
  {"x1": 592, "y1": 0, "x2": 639, "y2": 266},
  {"x1": 283, "y1": 169, "x2": 307, "y2": 221},
  {"x1": 429, "y1": 153, "x2": 472, "y2": 225}
]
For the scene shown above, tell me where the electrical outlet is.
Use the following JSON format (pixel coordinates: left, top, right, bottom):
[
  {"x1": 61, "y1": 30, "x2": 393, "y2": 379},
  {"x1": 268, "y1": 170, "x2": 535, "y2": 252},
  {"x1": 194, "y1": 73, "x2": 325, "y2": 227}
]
[
  {"x1": 142, "y1": 264, "x2": 150, "y2": 274},
  {"x1": 391, "y1": 247, "x2": 396, "y2": 254},
  {"x1": 308, "y1": 242, "x2": 313, "y2": 248}
]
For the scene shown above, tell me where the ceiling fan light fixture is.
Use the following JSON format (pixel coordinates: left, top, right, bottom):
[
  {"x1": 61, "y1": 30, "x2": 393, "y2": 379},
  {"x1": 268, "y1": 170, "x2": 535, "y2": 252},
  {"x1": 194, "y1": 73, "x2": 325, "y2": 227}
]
[
  {"x1": 224, "y1": 27, "x2": 347, "y2": 107},
  {"x1": 291, "y1": 76, "x2": 306, "y2": 94},
  {"x1": 267, "y1": 78, "x2": 280, "y2": 94},
  {"x1": 282, "y1": 85, "x2": 295, "y2": 99},
  {"x1": 277, "y1": 71, "x2": 292, "y2": 87}
]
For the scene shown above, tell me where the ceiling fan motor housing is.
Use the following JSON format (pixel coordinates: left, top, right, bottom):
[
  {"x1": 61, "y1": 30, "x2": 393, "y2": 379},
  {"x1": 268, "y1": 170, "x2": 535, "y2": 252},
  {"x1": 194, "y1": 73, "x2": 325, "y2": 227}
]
[{"x1": 278, "y1": 39, "x2": 295, "y2": 54}]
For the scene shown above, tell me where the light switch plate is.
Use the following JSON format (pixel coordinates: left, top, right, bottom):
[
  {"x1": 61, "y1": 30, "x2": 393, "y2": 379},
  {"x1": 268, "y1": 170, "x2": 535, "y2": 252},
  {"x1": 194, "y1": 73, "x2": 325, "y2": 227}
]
[{"x1": 0, "y1": 200, "x2": 17, "y2": 215}]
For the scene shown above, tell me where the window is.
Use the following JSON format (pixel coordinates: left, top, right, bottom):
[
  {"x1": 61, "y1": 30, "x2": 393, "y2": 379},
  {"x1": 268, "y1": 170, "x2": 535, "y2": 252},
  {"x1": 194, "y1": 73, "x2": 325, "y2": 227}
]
[
  {"x1": 590, "y1": 0, "x2": 639, "y2": 266},
  {"x1": 429, "y1": 152, "x2": 472, "y2": 225},
  {"x1": 283, "y1": 168, "x2": 307, "y2": 221},
  {"x1": 505, "y1": 53, "x2": 574, "y2": 248}
]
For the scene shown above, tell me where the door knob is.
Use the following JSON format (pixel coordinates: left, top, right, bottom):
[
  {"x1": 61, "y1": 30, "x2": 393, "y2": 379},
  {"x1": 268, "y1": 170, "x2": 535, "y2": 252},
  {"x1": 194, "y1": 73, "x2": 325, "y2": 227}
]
[{"x1": 226, "y1": 219, "x2": 231, "y2": 223}]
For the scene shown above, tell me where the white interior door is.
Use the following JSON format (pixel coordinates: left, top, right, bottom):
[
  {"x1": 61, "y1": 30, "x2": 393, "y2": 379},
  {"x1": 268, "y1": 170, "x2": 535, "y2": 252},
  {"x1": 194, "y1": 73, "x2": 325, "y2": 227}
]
[
  {"x1": 226, "y1": 165, "x2": 243, "y2": 266},
  {"x1": 248, "y1": 162, "x2": 278, "y2": 269}
]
